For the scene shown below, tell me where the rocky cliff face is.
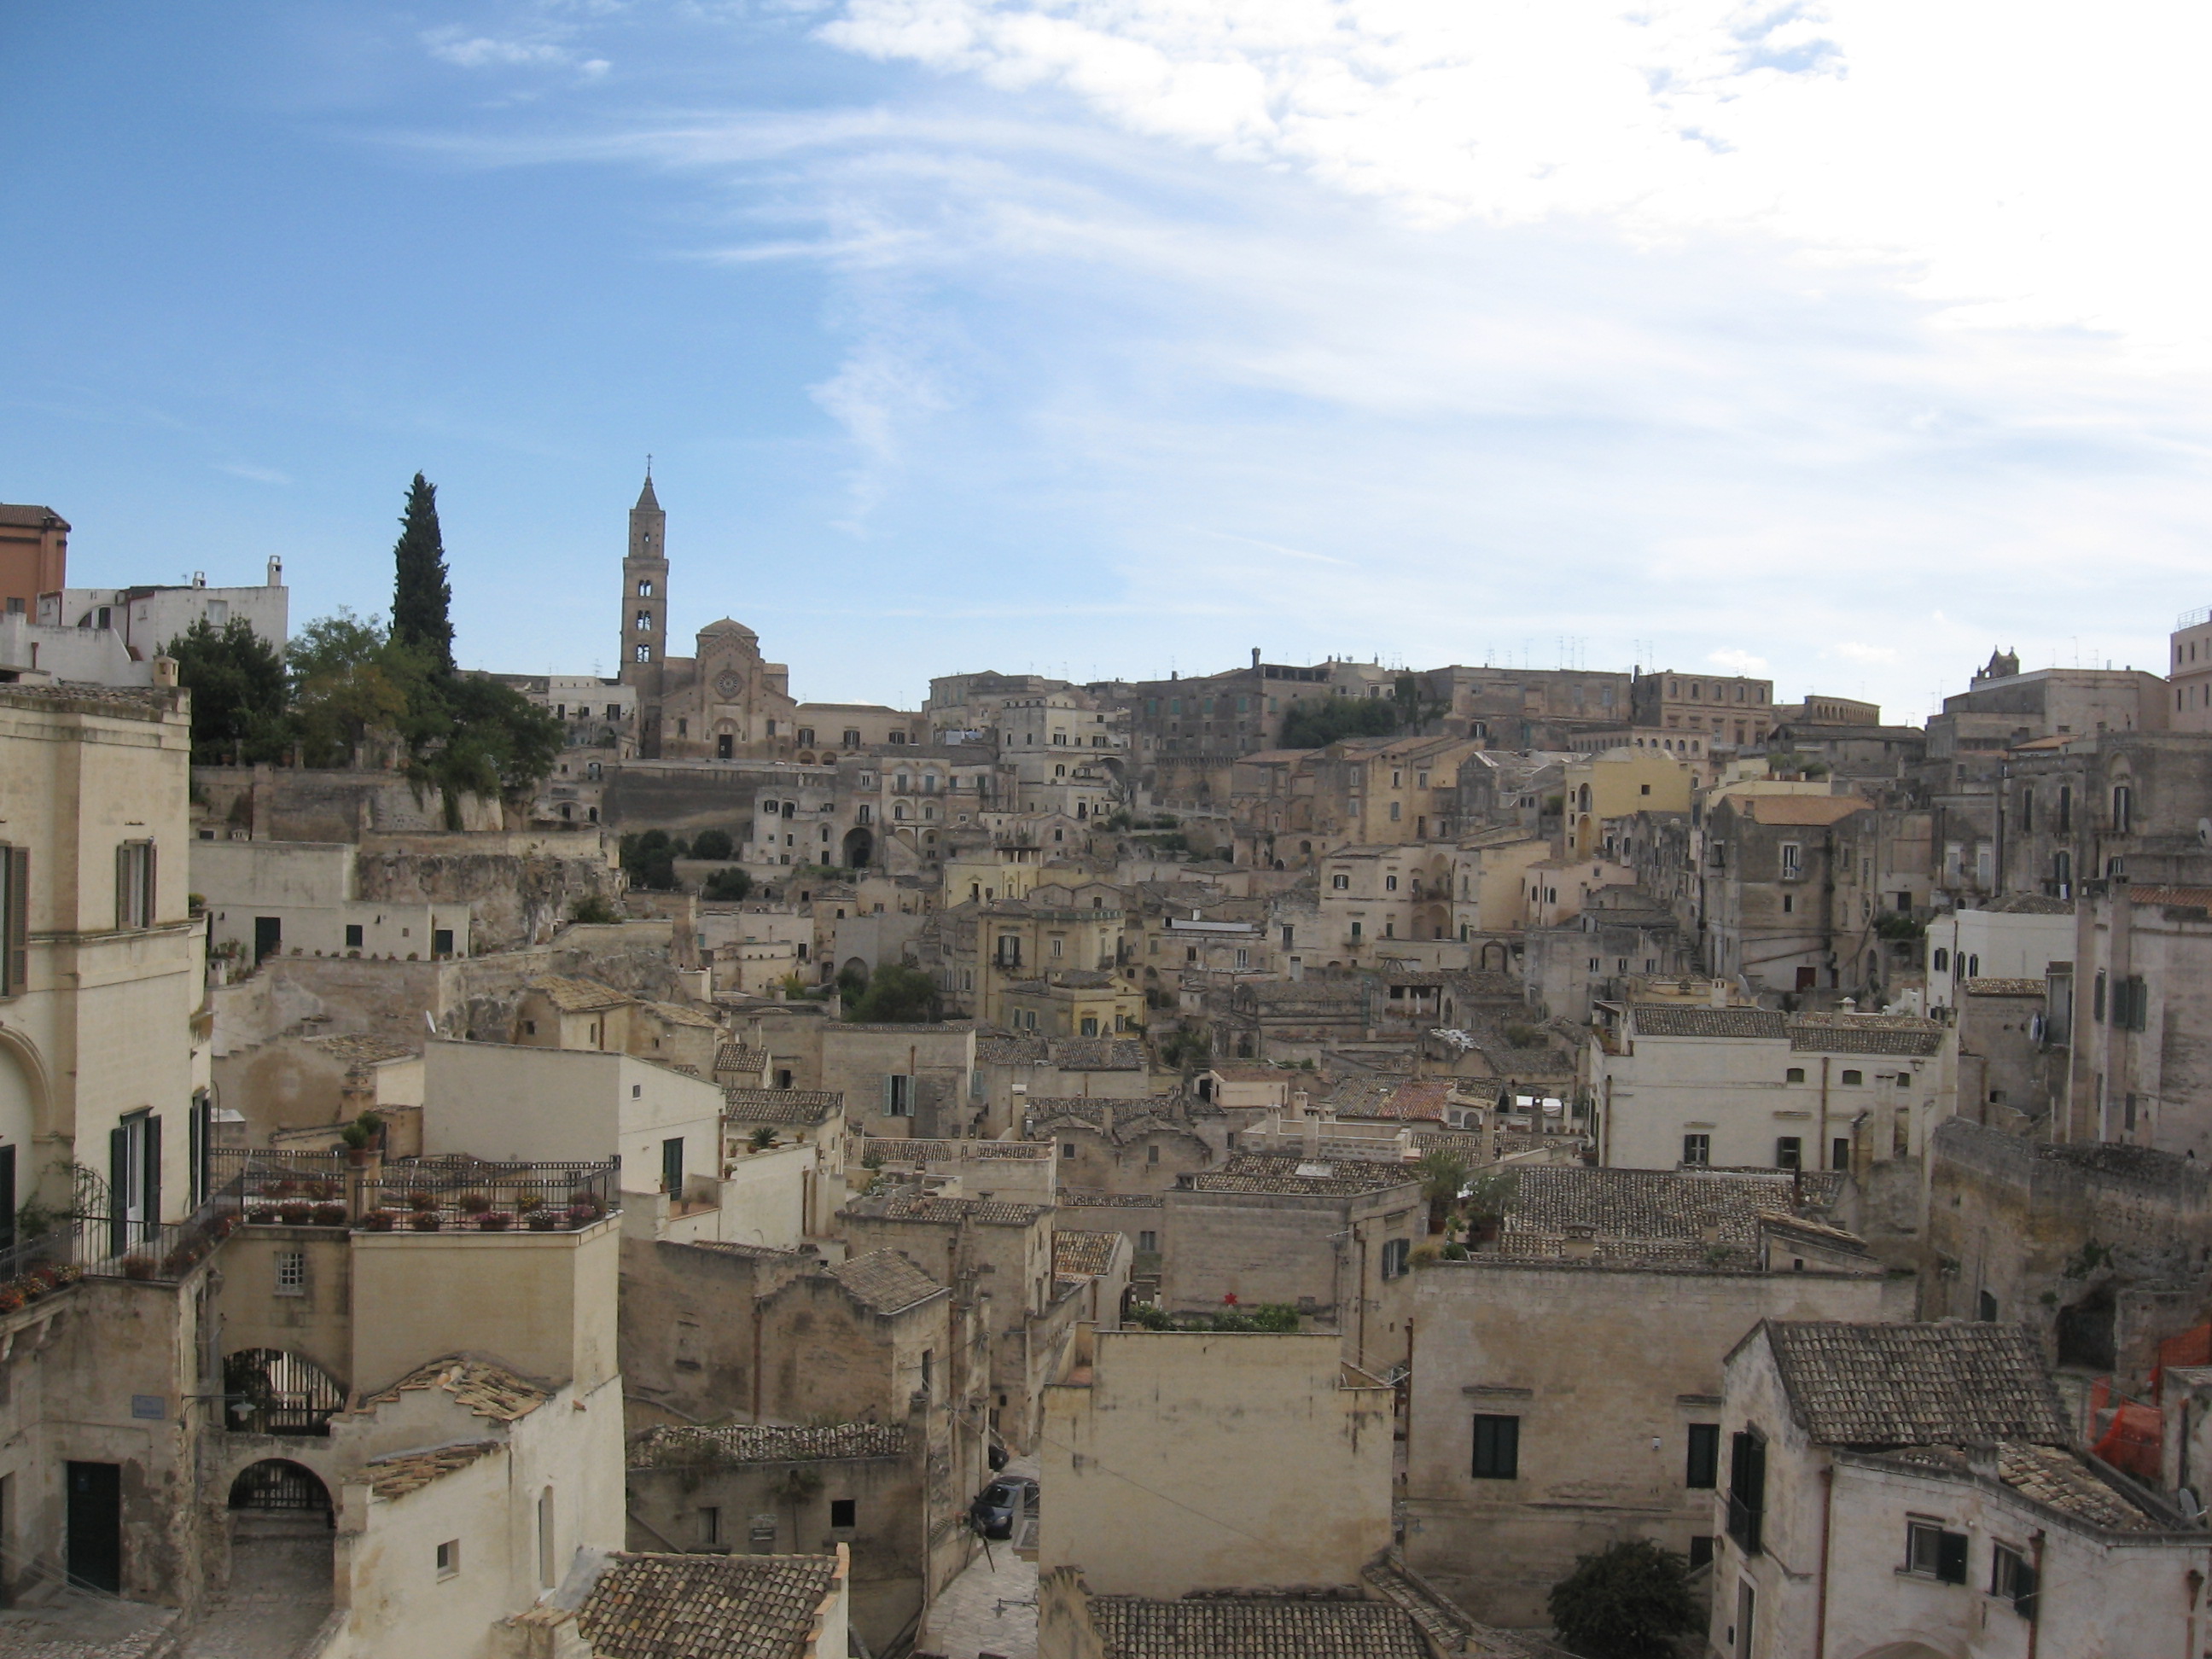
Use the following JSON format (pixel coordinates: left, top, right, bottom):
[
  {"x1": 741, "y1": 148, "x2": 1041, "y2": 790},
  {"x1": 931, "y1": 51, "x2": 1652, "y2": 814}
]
[{"x1": 355, "y1": 849, "x2": 623, "y2": 952}]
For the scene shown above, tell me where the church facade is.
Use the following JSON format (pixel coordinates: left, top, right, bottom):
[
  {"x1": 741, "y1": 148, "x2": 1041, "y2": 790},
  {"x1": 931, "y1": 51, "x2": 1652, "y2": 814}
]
[{"x1": 617, "y1": 474, "x2": 800, "y2": 761}]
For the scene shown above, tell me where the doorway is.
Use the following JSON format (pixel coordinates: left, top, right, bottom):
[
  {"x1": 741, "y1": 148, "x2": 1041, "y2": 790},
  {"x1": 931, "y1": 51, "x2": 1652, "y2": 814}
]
[
  {"x1": 253, "y1": 917, "x2": 282, "y2": 963},
  {"x1": 66, "y1": 1462, "x2": 120, "y2": 1593}
]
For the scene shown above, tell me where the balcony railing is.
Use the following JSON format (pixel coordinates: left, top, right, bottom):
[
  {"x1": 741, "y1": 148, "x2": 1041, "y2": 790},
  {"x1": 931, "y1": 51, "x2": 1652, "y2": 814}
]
[
  {"x1": 352, "y1": 1158, "x2": 620, "y2": 1233},
  {"x1": 1725, "y1": 1493, "x2": 1762, "y2": 1554}
]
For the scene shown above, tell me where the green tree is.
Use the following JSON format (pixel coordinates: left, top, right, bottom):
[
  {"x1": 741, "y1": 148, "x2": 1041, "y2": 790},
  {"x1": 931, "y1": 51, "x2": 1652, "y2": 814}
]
[
  {"x1": 427, "y1": 673, "x2": 562, "y2": 800},
  {"x1": 847, "y1": 964, "x2": 940, "y2": 1023},
  {"x1": 1416, "y1": 1149, "x2": 1470, "y2": 1235},
  {"x1": 701, "y1": 866, "x2": 752, "y2": 902},
  {"x1": 1546, "y1": 1539, "x2": 1697, "y2": 1659},
  {"x1": 620, "y1": 830, "x2": 678, "y2": 892},
  {"x1": 1280, "y1": 695, "x2": 1400, "y2": 749},
  {"x1": 690, "y1": 828, "x2": 735, "y2": 861},
  {"x1": 287, "y1": 610, "x2": 422, "y2": 767},
  {"x1": 390, "y1": 473, "x2": 454, "y2": 675},
  {"x1": 166, "y1": 616, "x2": 289, "y2": 764},
  {"x1": 835, "y1": 961, "x2": 870, "y2": 1004}
]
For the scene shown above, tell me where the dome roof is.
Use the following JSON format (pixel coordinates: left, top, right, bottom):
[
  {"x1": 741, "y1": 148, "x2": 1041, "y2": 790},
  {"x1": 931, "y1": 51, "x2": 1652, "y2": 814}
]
[{"x1": 699, "y1": 619, "x2": 759, "y2": 640}]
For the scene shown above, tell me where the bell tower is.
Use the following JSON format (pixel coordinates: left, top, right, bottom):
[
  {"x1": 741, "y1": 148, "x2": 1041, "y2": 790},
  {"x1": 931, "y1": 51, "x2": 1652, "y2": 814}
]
[{"x1": 620, "y1": 467, "x2": 669, "y2": 700}]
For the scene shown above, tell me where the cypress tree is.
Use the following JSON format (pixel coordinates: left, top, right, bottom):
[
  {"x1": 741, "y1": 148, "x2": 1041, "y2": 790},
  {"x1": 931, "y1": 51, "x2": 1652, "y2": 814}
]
[{"x1": 390, "y1": 472, "x2": 454, "y2": 675}]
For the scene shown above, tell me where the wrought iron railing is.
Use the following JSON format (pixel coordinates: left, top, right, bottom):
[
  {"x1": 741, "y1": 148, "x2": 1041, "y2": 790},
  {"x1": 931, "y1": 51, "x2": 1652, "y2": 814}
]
[{"x1": 352, "y1": 1158, "x2": 620, "y2": 1233}]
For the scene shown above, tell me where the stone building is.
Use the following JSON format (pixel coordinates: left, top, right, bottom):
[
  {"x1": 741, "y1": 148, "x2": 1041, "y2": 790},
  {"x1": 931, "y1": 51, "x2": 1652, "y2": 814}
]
[
  {"x1": 1629, "y1": 667, "x2": 1775, "y2": 750},
  {"x1": 1714, "y1": 1320, "x2": 2202, "y2": 1659},
  {"x1": 1701, "y1": 792, "x2": 1870, "y2": 994},
  {"x1": 1401, "y1": 1167, "x2": 1903, "y2": 1626},
  {"x1": 1027, "y1": 1098, "x2": 1214, "y2": 1197},
  {"x1": 0, "y1": 500, "x2": 67, "y2": 620}
]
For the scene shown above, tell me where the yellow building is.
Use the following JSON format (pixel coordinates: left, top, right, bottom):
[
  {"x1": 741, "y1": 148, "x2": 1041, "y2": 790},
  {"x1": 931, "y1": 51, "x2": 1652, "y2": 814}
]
[
  {"x1": 974, "y1": 882, "x2": 1131, "y2": 1027},
  {"x1": 1563, "y1": 748, "x2": 1694, "y2": 857}
]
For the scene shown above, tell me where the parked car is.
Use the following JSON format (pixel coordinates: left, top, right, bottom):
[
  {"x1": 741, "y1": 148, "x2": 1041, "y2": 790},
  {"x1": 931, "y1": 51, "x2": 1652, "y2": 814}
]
[{"x1": 969, "y1": 1475, "x2": 1037, "y2": 1540}]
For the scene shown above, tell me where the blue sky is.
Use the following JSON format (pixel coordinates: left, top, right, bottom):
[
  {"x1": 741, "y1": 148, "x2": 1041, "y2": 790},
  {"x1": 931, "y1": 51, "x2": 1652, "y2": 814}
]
[{"x1": 5, "y1": 1, "x2": 2209, "y2": 717}]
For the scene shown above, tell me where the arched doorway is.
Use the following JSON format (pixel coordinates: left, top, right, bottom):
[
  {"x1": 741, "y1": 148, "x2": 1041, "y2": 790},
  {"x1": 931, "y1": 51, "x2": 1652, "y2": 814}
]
[
  {"x1": 223, "y1": 1349, "x2": 346, "y2": 1437},
  {"x1": 229, "y1": 1460, "x2": 331, "y2": 1516},
  {"x1": 842, "y1": 826, "x2": 874, "y2": 868}
]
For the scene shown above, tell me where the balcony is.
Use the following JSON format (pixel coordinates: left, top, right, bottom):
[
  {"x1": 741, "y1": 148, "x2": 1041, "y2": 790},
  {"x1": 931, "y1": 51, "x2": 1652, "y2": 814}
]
[
  {"x1": 351, "y1": 1158, "x2": 620, "y2": 1233},
  {"x1": 1725, "y1": 1492, "x2": 1762, "y2": 1554}
]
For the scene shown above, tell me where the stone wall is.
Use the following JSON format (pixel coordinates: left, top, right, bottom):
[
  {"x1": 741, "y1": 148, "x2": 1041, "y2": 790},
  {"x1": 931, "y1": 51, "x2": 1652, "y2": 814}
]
[
  {"x1": 353, "y1": 845, "x2": 621, "y2": 953},
  {"x1": 193, "y1": 766, "x2": 502, "y2": 841}
]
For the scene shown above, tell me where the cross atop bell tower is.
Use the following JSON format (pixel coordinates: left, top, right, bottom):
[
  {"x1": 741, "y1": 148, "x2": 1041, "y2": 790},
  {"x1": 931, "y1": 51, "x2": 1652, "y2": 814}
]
[{"x1": 620, "y1": 465, "x2": 668, "y2": 703}]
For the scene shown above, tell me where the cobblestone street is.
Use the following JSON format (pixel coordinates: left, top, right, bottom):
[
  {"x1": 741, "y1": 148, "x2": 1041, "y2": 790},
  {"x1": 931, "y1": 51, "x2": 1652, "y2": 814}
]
[{"x1": 914, "y1": 1538, "x2": 1036, "y2": 1659}]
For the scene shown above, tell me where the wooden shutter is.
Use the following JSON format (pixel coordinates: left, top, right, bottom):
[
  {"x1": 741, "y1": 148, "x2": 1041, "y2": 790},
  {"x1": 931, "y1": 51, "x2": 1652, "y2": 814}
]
[
  {"x1": 143, "y1": 1115, "x2": 161, "y2": 1231},
  {"x1": 143, "y1": 843, "x2": 157, "y2": 928},
  {"x1": 115, "y1": 844, "x2": 130, "y2": 931},
  {"x1": 108, "y1": 1126, "x2": 128, "y2": 1258},
  {"x1": 2, "y1": 847, "x2": 24, "y2": 996}
]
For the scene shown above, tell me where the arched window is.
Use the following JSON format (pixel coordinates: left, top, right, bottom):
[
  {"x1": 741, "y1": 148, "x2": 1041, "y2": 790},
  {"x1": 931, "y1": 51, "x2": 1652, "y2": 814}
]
[
  {"x1": 635, "y1": 612, "x2": 652, "y2": 632},
  {"x1": 634, "y1": 645, "x2": 651, "y2": 662},
  {"x1": 2112, "y1": 784, "x2": 2133, "y2": 834},
  {"x1": 1932, "y1": 948, "x2": 1949, "y2": 972}
]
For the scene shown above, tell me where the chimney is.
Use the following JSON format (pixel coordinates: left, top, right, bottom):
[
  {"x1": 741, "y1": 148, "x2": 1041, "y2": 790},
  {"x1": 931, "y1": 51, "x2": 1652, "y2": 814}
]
[
  {"x1": 151, "y1": 655, "x2": 178, "y2": 688},
  {"x1": 1562, "y1": 1223, "x2": 1598, "y2": 1260},
  {"x1": 1252, "y1": 648, "x2": 1261, "y2": 669},
  {"x1": 1841, "y1": 997, "x2": 1858, "y2": 1016},
  {"x1": 1708, "y1": 981, "x2": 1726, "y2": 1008},
  {"x1": 267, "y1": 556, "x2": 283, "y2": 587}
]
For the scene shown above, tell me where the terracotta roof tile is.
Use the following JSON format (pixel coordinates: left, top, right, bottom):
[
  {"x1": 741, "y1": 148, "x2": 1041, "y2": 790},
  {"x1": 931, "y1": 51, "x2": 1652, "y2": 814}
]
[
  {"x1": 361, "y1": 1355, "x2": 548, "y2": 1423},
  {"x1": 1632, "y1": 1006, "x2": 1786, "y2": 1039},
  {"x1": 724, "y1": 1088, "x2": 843, "y2": 1126},
  {"x1": 1088, "y1": 1597, "x2": 1428, "y2": 1658},
  {"x1": 1961, "y1": 978, "x2": 2046, "y2": 997},
  {"x1": 634, "y1": 1423, "x2": 906, "y2": 1467},
  {"x1": 1053, "y1": 1231, "x2": 1120, "y2": 1279},
  {"x1": 830, "y1": 1250, "x2": 945, "y2": 1315},
  {"x1": 1786, "y1": 1015, "x2": 1945, "y2": 1056},
  {"x1": 1184, "y1": 1154, "x2": 1415, "y2": 1197},
  {"x1": 1765, "y1": 1322, "x2": 2069, "y2": 1448},
  {"x1": 364, "y1": 1440, "x2": 500, "y2": 1499},
  {"x1": 576, "y1": 1551, "x2": 840, "y2": 1659},
  {"x1": 714, "y1": 1043, "x2": 770, "y2": 1075}
]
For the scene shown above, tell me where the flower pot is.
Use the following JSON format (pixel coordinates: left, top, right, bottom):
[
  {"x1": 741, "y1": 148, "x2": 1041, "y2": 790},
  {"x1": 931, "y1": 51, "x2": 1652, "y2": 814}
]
[
  {"x1": 476, "y1": 1213, "x2": 513, "y2": 1231},
  {"x1": 526, "y1": 1212, "x2": 558, "y2": 1231},
  {"x1": 409, "y1": 1214, "x2": 442, "y2": 1232},
  {"x1": 277, "y1": 1203, "x2": 313, "y2": 1225},
  {"x1": 364, "y1": 1211, "x2": 397, "y2": 1231},
  {"x1": 311, "y1": 1203, "x2": 346, "y2": 1226}
]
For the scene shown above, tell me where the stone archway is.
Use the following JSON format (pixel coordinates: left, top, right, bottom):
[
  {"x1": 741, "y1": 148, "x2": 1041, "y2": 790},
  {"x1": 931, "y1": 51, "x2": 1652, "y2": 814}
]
[
  {"x1": 842, "y1": 826, "x2": 874, "y2": 868},
  {"x1": 209, "y1": 1460, "x2": 336, "y2": 1655}
]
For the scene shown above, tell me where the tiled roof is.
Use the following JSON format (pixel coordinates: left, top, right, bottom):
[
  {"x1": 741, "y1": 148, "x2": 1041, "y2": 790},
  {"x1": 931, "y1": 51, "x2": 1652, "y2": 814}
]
[
  {"x1": 831, "y1": 1250, "x2": 945, "y2": 1315},
  {"x1": 850, "y1": 1189, "x2": 1049, "y2": 1226},
  {"x1": 1765, "y1": 1322, "x2": 2070, "y2": 1448},
  {"x1": 1982, "y1": 892, "x2": 2075, "y2": 915},
  {"x1": 576, "y1": 1551, "x2": 841, "y2": 1659},
  {"x1": 1994, "y1": 1441, "x2": 2163, "y2": 1530},
  {"x1": 1054, "y1": 1231, "x2": 1121, "y2": 1278},
  {"x1": 1057, "y1": 1187, "x2": 1163, "y2": 1208},
  {"x1": 1632, "y1": 1006, "x2": 1786, "y2": 1039},
  {"x1": 1501, "y1": 1167, "x2": 1842, "y2": 1253},
  {"x1": 644, "y1": 1001, "x2": 722, "y2": 1029},
  {"x1": 1786, "y1": 1015, "x2": 1945, "y2": 1056},
  {"x1": 1087, "y1": 1596, "x2": 1428, "y2": 1659},
  {"x1": 2129, "y1": 886, "x2": 2212, "y2": 911},
  {"x1": 527, "y1": 975, "x2": 632, "y2": 1012},
  {"x1": 1052, "y1": 1037, "x2": 1147, "y2": 1070},
  {"x1": 304, "y1": 1033, "x2": 416, "y2": 1065},
  {"x1": 864, "y1": 1137, "x2": 1052, "y2": 1162},
  {"x1": 975, "y1": 1033, "x2": 1050, "y2": 1065},
  {"x1": 1184, "y1": 1154, "x2": 1416, "y2": 1198},
  {"x1": 364, "y1": 1440, "x2": 500, "y2": 1499},
  {"x1": 724, "y1": 1088, "x2": 843, "y2": 1125},
  {"x1": 361, "y1": 1355, "x2": 548, "y2": 1423},
  {"x1": 634, "y1": 1423, "x2": 907, "y2": 1466},
  {"x1": 714, "y1": 1043, "x2": 770, "y2": 1075},
  {"x1": 1208, "y1": 1067, "x2": 1295, "y2": 1084},
  {"x1": 1962, "y1": 977, "x2": 2046, "y2": 997}
]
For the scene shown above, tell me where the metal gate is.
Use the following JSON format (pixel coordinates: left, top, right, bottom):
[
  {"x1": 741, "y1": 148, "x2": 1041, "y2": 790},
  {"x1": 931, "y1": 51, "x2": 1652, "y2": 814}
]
[
  {"x1": 228, "y1": 1460, "x2": 330, "y2": 1513},
  {"x1": 223, "y1": 1349, "x2": 346, "y2": 1437}
]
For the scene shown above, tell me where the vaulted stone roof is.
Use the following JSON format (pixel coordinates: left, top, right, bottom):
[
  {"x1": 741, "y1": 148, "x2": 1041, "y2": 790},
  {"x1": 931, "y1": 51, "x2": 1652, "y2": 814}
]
[{"x1": 1086, "y1": 1596, "x2": 1428, "y2": 1658}]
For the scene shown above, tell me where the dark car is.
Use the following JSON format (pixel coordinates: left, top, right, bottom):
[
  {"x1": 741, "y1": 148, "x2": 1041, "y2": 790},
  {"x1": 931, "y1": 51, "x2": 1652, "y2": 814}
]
[{"x1": 969, "y1": 1475, "x2": 1037, "y2": 1540}]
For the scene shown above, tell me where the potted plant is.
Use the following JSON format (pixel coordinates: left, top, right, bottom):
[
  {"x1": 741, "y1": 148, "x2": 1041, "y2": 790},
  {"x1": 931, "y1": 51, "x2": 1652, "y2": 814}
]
[
  {"x1": 404, "y1": 1190, "x2": 439, "y2": 1213},
  {"x1": 311, "y1": 1202, "x2": 346, "y2": 1226},
  {"x1": 409, "y1": 1211, "x2": 441, "y2": 1232},
  {"x1": 0, "y1": 1287, "x2": 25, "y2": 1315},
  {"x1": 363, "y1": 1210, "x2": 397, "y2": 1231},
  {"x1": 748, "y1": 1126, "x2": 778, "y2": 1153},
  {"x1": 457, "y1": 1192, "x2": 492, "y2": 1216},
  {"x1": 526, "y1": 1209, "x2": 559, "y2": 1231},
  {"x1": 564, "y1": 1204, "x2": 600, "y2": 1228},
  {"x1": 303, "y1": 1179, "x2": 335, "y2": 1202},
  {"x1": 476, "y1": 1211, "x2": 514, "y2": 1231},
  {"x1": 277, "y1": 1201, "x2": 313, "y2": 1225},
  {"x1": 121, "y1": 1255, "x2": 157, "y2": 1281},
  {"x1": 248, "y1": 1206, "x2": 279, "y2": 1225},
  {"x1": 340, "y1": 1113, "x2": 381, "y2": 1166}
]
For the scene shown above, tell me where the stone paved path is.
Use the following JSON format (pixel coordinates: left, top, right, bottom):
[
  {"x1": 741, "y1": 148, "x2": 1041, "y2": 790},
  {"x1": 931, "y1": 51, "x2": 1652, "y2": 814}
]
[
  {"x1": 172, "y1": 1518, "x2": 331, "y2": 1659},
  {"x1": 914, "y1": 1540, "x2": 1036, "y2": 1659},
  {"x1": 0, "y1": 1589, "x2": 177, "y2": 1659}
]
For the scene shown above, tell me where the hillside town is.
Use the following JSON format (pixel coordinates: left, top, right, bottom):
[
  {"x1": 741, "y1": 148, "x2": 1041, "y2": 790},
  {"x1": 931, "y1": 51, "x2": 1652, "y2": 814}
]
[{"x1": 2, "y1": 474, "x2": 2209, "y2": 1659}]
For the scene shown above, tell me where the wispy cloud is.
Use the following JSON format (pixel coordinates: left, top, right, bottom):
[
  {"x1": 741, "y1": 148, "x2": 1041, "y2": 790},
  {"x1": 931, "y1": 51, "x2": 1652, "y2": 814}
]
[{"x1": 218, "y1": 462, "x2": 292, "y2": 486}]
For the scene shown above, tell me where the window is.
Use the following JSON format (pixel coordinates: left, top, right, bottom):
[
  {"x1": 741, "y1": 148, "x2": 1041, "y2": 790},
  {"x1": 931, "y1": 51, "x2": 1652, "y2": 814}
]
[
  {"x1": 661, "y1": 1137, "x2": 684, "y2": 1196},
  {"x1": 1778, "y1": 842, "x2": 1802, "y2": 879},
  {"x1": 1726, "y1": 1430, "x2": 1765, "y2": 1552},
  {"x1": 1906, "y1": 1522, "x2": 1968, "y2": 1584},
  {"x1": 1381, "y1": 1237, "x2": 1412, "y2": 1278},
  {"x1": 637, "y1": 579, "x2": 654, "y2": 597},
  {"x1": 1138, "y1": 1229, "x2": 1158, "y2": 1253},
  {"x1": 1784, "y1": 1067, "x2": 1805, "y2": 1084},
  {"x1": 1840, "y1": 1069, "x2": 1863, "y2": 1086},
  {"x1": 1384, "y1": 876, "x2": 1398, "y2": 891},
  {"x1": 1682, "y1": 1133, "x2": 1710, "y2": 1167},
  {"x1": 1775, "y1": 1137, "x2": 1802, "y2": 1171},
  {"x1": 2112, "y1": 783, "x2": 2133, "y2": 834},
  {"x1": 1349, "y1": 923, "x2": 1362, "y2": 940},
  {"x1": 274, "y1": 1250, "x2": 306, "y2": 1296},
  {"x1": 1832, "y1": 1137, "x2": 1851, "y2": 1171},
  {"x1": 886, "y1": 1075, "x2": 913, "y2": 1117},
  {"x1": 1686, "y1": 1424, "x2": 1720, "y2": 1489},
  {"x1": 2058, "y1": 785, "x2": 2071, "y2": 833},
  {"x1": 1990, "y1": 1543, "x2": 2036, "y2": 1615},
  {"x1": 826, "y1": 1498, "x2": 857, "y2": 1529},
  {"x1": 698, "y1": 1505, "x2": 721, "y2": 1547},
  {"x1": 115, "y1": 841, "x2": 155, "y2": 929},
  {"x1": 435, "y1": 1540, "x2": 460, "y2": 1580},
  {"x1": 1332, "y1": 874, "x2": 1348, "y2": 889},
  {"x1": 1931, "y1": 947, "x2": 1949, "y2": 973},
  {"x1": 919, "y1": 1348, "x2": 933, "y2": 1401},
  {"x1": 1470, "y1": 1414, "x2": 1519, "y2": 1479}
]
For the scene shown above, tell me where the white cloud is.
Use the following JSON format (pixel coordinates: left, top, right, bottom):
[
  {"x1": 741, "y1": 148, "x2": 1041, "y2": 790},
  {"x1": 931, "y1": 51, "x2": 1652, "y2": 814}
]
[
  {"x1": 218, "y1": 462, "x2": 292, "y2": 486},
  {"x1": 424, "y1": 29, "x2": 576, "y2": 68},
  {"x1": 1828, "y1": 641, "x2": 1898, "y2": 667},
  {"x1": 820, "y1": 0, "x2": 2212, "y2": 356}
]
